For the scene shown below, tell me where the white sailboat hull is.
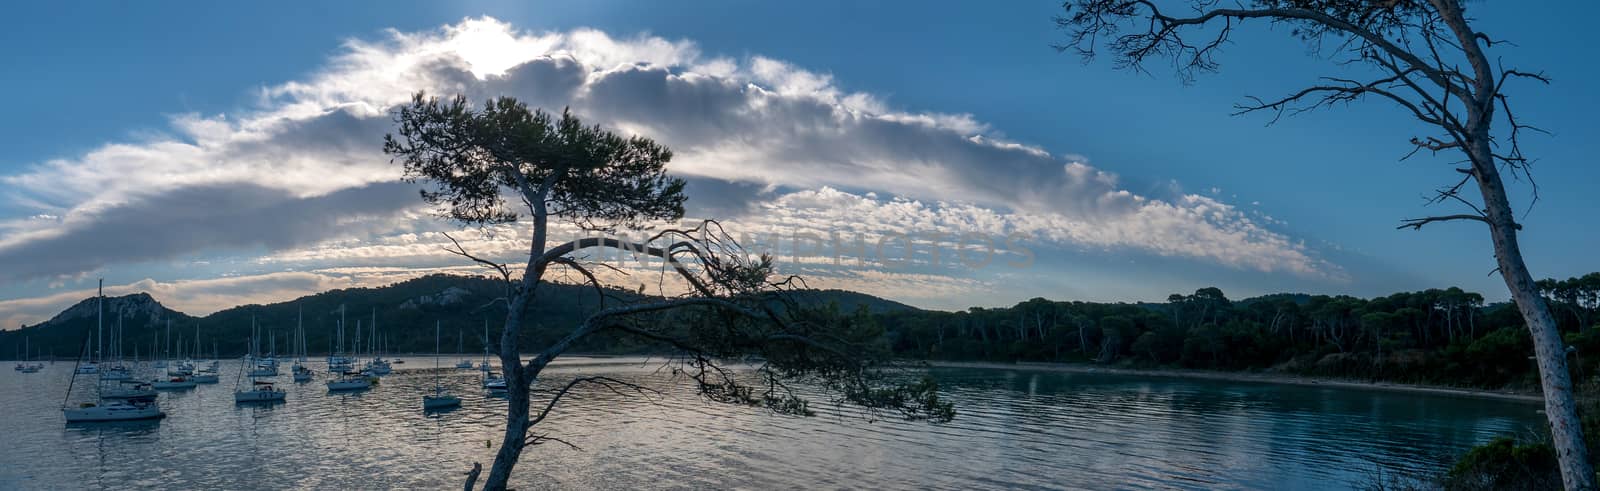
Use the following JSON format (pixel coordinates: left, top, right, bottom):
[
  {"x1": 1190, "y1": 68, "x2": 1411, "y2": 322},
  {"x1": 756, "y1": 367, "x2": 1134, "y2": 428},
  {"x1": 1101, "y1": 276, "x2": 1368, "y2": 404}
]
[
  {"x1": 63, "y1": 401, "x2": 164, "y2": 422},
  {"x1": 152, "y1": 379, "x2": 197, "y2": 389},
  {"x1": 326, "y1": 378, "x2": 372, "y2": 391},
  {"x1": 234, "y1": 390, "x2": 287, "y2": 403}
]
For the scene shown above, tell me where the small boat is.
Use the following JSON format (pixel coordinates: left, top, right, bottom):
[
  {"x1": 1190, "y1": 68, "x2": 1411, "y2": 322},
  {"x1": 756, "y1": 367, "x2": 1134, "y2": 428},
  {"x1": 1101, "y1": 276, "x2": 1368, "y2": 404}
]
[
  {"x1": 424, "y1": 389, "x2": 461, "y2": 409},
  {"x1": 248, "y1": 363, "x2": 279, "y2": 377},
  {"x1": 16, "y1": 337, "x2": 44, "y2": 372},
  {"x1": 454, "y1": 328, "x2": 474, "y2": 369},
  {"x1": 191, "y1": 340, "x2": 220, "y2": 383},
  {"x1": 423, "y1": 321, "x2": 462, "y2": 410},
  {"x1": 101, "y1": 381, "x2": 158, "y2": 401},
  {"x1": 246, "y1": 316, "x2": 279, "y2": 377},
  {"x1": 191, "y1": 370, "x2": 220, "y2": 384},
  {"x1": 326, "y1": 371, "x2": 372, "y2": 391},
  {"x1": 75, "y1": 362, "x2": 100, "y2": 374},
  {"x1": 64, "y1": 399, "x2": 165, "y2": 423},
  {"x1": 291, "y1": 307, "x2": 313, "y2": 383},
  {"x1": 152, "y1": 375, "x2": 197, "y2": 390},
  {"x1": 234, "y1": 381, "x2": 287, "y2": 403},
  {"x1": 482, "y1": 372, "x2": 507, "y2": 392},
  {"x1": 362, "y1": 359, "x2": 392, "y2": 376},
  {"x1": 292, "y1": 364, "x2": 313, "y2": 382}
]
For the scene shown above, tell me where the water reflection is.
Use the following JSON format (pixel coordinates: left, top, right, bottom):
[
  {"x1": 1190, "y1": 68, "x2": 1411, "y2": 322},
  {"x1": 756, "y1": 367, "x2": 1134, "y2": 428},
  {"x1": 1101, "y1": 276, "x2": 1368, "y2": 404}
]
[{"x1": 0, "y1": 357, "x2": 1544, "y2": 489}]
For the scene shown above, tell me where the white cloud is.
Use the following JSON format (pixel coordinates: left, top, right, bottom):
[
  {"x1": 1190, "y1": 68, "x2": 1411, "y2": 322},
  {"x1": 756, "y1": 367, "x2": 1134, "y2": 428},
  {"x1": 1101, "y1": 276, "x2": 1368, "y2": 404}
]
[{"x1": 0, "y1": 17, "x2": 1340, "y2": 305}]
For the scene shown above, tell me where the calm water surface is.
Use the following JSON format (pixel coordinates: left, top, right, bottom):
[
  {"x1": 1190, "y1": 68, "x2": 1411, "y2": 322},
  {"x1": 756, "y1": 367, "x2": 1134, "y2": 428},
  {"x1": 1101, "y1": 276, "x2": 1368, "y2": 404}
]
[{"x1": 0, "y1": 357, "x2": 1543, "y2": 490}]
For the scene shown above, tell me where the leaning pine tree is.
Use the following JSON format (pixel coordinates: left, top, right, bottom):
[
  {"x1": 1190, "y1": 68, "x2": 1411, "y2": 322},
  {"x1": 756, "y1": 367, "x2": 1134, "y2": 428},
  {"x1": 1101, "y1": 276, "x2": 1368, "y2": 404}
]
[
  {"x1": 384, "y1": 94, "x2": 954, "y2": 491},
  {"x1": 1056, "y1": 1, "x2": 1591, "y2": 488}
]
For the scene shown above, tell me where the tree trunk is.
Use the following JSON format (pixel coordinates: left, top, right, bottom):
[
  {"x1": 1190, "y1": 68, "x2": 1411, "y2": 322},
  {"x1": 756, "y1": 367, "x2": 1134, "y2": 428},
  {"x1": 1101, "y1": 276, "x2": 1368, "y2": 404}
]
[
  {"x1": 481, "y1": 373, "x2": 531, "y2": 490},
  {"x1": 1430, "y1": 2, "x2": 1597, "y2": 483},
  {"x1": 1477, "y1": 156, "x2": 1595, "y2": 490},
  {"x1": 478, "y1": 185, "x2": 552, "y2": 491}
]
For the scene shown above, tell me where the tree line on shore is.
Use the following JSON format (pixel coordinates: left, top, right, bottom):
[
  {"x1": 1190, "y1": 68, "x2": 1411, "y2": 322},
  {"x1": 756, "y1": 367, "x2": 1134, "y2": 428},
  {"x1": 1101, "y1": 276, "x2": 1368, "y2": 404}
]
[
  {"x1": 877, "y1": 273, "x2": 1600, "y2": 392},
  {"x1": 10, "y1": 272, "x2": 1600, "y2": 394}
]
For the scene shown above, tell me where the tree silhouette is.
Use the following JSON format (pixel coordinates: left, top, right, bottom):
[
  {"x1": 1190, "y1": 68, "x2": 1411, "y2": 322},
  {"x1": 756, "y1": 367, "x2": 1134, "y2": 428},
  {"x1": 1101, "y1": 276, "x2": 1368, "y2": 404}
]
[{"x1": 384, "y1": 94, "x2": 953, "y2": 490}]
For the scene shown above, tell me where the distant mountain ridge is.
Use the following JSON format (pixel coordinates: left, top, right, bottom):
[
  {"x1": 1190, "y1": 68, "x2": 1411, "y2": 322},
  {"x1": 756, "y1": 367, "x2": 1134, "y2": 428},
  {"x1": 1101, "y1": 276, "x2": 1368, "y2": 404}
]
[{"x1": 2, "y1": 274, "x2": 918, "y2": 359}]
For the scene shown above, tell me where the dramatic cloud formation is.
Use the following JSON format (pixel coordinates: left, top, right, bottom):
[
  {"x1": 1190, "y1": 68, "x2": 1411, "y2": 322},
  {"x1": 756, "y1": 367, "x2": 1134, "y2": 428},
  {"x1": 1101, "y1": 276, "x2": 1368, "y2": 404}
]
[{"x1": 0, "y1": 17, "x2": 1341, "y2": 325}]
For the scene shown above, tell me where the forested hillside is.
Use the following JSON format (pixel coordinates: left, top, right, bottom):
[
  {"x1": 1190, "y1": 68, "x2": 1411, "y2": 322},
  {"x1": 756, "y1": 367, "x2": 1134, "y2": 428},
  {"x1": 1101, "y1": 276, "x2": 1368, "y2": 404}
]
[
  {"x1": 878, "y1": 274, "x2": 1600, "y2": 391},
  {"x1": 0, "y1": 274, "x2": 913, "y2": 360}
]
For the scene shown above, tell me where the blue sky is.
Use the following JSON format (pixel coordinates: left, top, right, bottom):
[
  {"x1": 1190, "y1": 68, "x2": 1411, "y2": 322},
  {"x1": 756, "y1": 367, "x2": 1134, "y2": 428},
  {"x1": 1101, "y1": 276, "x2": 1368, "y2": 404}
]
[{"x1": 1, "y1": 1, "x2": 1597, "y2": 326}]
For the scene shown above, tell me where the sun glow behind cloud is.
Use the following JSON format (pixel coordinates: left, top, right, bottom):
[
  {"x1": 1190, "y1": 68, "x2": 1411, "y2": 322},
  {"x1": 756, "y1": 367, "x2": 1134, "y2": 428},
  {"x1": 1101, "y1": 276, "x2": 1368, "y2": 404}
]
[{"x1": 0, "y1": 16, "x2": 1347, "y2": 326}]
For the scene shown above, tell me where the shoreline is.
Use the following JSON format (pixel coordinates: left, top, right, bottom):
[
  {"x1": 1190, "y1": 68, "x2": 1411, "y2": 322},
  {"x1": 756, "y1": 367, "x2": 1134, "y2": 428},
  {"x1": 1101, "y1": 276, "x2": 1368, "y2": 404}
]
[{"x1": 929, "y1": 360, "x2": 1545, "y2": 403}]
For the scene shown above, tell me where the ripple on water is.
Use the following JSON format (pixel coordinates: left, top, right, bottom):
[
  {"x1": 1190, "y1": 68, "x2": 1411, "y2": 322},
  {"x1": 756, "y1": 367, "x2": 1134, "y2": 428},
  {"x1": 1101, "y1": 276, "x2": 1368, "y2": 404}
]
[{"x1": 0, "y1": 358, "x2": 1542, "y2": 489}]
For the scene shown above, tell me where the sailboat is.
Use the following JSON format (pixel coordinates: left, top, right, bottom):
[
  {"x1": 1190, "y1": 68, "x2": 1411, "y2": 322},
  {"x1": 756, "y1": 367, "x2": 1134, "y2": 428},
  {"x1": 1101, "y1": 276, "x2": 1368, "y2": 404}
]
[
  {"x1": 454, "y1": 327, "x2": 473, "y2": 369},
  {"x1": 153, "y1": 317, "x2": 168, "y2": 369},
  {"x1": 234, "y1": 333, "x2": 286, "y2": 403},
  {"x1": 247, "y1": 317, "x2": 279, "y2": 377},
  {"x1": 362, "y1": 309, "x2": 391, "y2": 376},
  {"x1": 74, "y1": 337, "x2": 98, "y2": 374},
  {"x1": 166, "y1": 321, "x2": 195, "y2": 377},
  {"x1": 423, "y1": 321, "x2": 461, "y2": 410},
  {"x1": 329, "y1": 315, "x2": 375, "y2": 391},
  {"x1": 326, "y1": 305, "x2": 353, "y2": 372},
  {"x1": 75, "y1": 282, "x2": 106, "y2": 375},
  {"x1": 480, "y1": 319, "x2": 506, "y2": 392},
  {"x1": 325, "y1": 365, "x2": 372, "y2": 391},
  {"x1": 292, "y1": 306, "x2": 313, "y2": 382},
  {"x1": 63, "y1": 327, "x2": 164, "y2": 423},
  {"x1": 234, "y1": 379, "x2": 287, "y2": 403},
  {"x1": 190, "y1": 368, "x2": 219, "y2": 384},
  {"x1": 16, "y1": 337, "x2": 44, "y2": 372},
  {"x1": 63, "y1": 395, "x2": 164, "y2": 422},
  {"x1": 151, "y1": 372, "x2": 197, "y2": 390},
  {"x1": 192, "y1": 325, "x2": 220, "y2": 383},
  {"x1": 98, "y1": 312, "x2": 132, "y2": 381}
]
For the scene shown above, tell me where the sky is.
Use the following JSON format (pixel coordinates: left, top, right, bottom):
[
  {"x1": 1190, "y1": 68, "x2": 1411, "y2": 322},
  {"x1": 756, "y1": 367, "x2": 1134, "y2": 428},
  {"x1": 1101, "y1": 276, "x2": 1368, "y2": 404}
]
[{"x1": 1, "y1": 1, "x2": 1597, "y2": 328}]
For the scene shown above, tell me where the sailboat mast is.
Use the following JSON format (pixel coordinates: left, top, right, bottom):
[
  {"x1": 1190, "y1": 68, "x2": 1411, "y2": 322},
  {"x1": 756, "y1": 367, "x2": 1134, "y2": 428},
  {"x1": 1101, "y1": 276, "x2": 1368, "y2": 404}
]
[{"x1": 96, "y1": 279, "x2": 103, "y2": 364}]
